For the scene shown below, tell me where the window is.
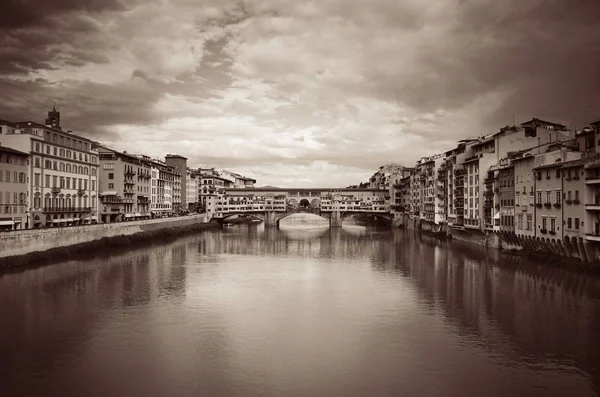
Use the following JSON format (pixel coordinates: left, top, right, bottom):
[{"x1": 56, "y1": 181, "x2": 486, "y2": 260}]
[
  {"x1": 35, "y1": 157, "x2": 40, "y2": 167},
  {"x1": 517, "y1": 214, "x2": 523, "y2": 230},
  {"x1": 5, "y1": 170, "x2": 10, "y2": 182},
  {"x1": 34, "y1": 173, "x2": 40, "y2": 187},
  {"x1": 52, "y1": 176, "x2": 57, "y2": 187},
  {"x1": 526, "y1": 214, "x2": 532, "y2": 230},
  {"x1": 568, "y1": 191, "x2": 572, "y2": 200},
  {"x1": 575, "y1": 218, "x2": 580, "y2": 229},
  {"x1": 537, "y1": 191, "x2": 542, "y2": 203},
  {"x1": 542, "y1": 217, "x2": 547, "y2": 230},
  {"x1": 108, "y1": 173, "x2": 114, "y2": 180},
  {"x1": 575, "y1": 190, "x2": 579, "y2": 201},
  {"x1": 516, "y1": 195, "x2": 520, "y2": 206},
  {"x1": 66, "y1": 177, "x2": 71, "y2": 189},
  {"x1": 546, "y1": 170, "x2": 550, "y2": 178},
  {"x1": 108, "y1": 183, "x2": 114, "y2": 189},
  {"x1": 53, "y1": 147, "x2": 57, "y2": 156},
  {"x1": 556, "y1": 191, "x2": 561, "y2": 204},
  {"x1": 35, "y1": 142, "x2": 41, "y2": 152},
  {"x1": 568, "y1": 218, "x2": 572, "y2": 229},
  {"x1": 550, "y1": 218, "x2": 556, "y2": 232},
  {"x1": 546, "y1": 191, "x2": 551, "y2": 203},
  {"x1": 45, "y1": 175, "x2": 50, "y2": 187}
]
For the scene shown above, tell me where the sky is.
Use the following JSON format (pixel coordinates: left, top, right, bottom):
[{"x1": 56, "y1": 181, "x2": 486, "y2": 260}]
[{"x1": 1, "y1": 0, "x2": 599, "y2": 187}]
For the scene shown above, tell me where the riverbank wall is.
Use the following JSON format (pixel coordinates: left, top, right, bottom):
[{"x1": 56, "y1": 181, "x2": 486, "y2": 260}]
[
  {"x1": 398, "y1": 216, "x2": 600, "y2": 270},
  {"x1": 0, "y1": 215, "x2": 216, "y2": 264}
]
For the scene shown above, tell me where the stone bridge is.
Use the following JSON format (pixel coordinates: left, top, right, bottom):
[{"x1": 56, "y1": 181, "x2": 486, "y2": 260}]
[
  {"x1": 222, "y1": 208, "x2": 394, "y2": 228},
  {"x1": 208, "y1": 187, "x2": 393, "y2": 228}
]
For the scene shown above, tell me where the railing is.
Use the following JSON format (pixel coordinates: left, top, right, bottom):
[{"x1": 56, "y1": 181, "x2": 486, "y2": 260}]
[
  {"x1": 544, "y1": 202, "x2": 552, "y2": 209},
  {"x1": 77, "y1": 189, "x2": 85, "y2": 195},
  {"x1": 43, "y1": 207, "x2": 92, "y2": 213},
  {"x1": 574, "y1": 199, "x2": 580, "y2": 204},
  {"x1": 51, "y1": 187, "x2": 61, "y2": 194},
  {"x1": 124, "y1": 169, "x2": 135, "y2": 176}
]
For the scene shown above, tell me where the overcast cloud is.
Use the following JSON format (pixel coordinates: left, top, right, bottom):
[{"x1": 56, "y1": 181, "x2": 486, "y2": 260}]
[{"x1": 1, "y1": 0, "x2": 599, "y2": 187}]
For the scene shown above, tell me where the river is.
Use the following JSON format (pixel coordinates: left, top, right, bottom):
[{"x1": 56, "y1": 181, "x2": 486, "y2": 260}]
[{"x1": 1, "y1": 215, "x2": 600, "y2": 396}]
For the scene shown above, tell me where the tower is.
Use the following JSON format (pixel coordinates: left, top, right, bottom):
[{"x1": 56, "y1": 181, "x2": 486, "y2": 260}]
[{"x1": 45, "y1": 104, "x2": 61, "y2": 129}]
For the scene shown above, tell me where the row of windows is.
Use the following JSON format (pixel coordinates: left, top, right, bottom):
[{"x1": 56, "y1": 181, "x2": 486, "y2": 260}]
[
  {"x1": 0, "y1": 192, "x2": 26, "y2": 205},
  {"x1": 0, "y1": 171, "x2": 26, "y2": 183},
  {"x1": 35, "y1": 136, "x2": 94, "y2": 160},
  {"x1": 0, "y1": 153, "x2": 27, "y2": 165},
  {"x1": 34, "y1": 157, "x2": 96, "y2": 175},
  {"x1": 35, "y1": 196, "x2": 94, "y2": 209},
  {"x1": 516, "y1": 214, "x2": 534, "y2": 230},
  {"x1": 33, "y1": 173, "x2": 94, "y2": 191},
  {"x1": 1, "y1": 204, "x2": 26, "y2": 214}
]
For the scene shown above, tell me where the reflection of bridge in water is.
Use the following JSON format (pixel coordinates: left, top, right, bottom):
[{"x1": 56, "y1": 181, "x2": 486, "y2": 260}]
[{"x1": 206, "y1": 187, "x2": 394, "y2": 228}]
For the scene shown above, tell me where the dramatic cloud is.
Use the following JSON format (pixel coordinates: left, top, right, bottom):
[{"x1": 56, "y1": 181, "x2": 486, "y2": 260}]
[{"x1": 1, "y1": 0, "x2": 599, "y2": 187}]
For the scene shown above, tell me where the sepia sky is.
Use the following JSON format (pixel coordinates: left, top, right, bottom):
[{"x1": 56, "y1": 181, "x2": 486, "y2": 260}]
[{"x1": 1, "y1": 0, "x2": 599, "y2": 187}]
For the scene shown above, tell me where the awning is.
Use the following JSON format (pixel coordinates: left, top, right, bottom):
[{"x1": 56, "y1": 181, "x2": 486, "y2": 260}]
[
  {"x1": 84, "y1": 216, "x2": 91, "y2": 220},
  {"x1": 124, "y1": 214, "x2": 134, "y2": 218},
  {"x1": 91, "y1": 216, "x2": 98, "y2": 220},
  {"x1": 134, "y1": 212, "x2": 142, "y2": 217},
  {"x1": 67, "y1": 218, "x2": 74, "y2": 222},
  {"x1": 0, "y1": 220, "x2": 15, "y2": 226}
]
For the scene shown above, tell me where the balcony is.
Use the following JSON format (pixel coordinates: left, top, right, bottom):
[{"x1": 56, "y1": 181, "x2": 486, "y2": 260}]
[
  {"x1": 77, "y1": 189, "x2": 85, "y2": 196},
  {"x1": 543, "y1": 202, "x2": 552, "y2": 209},
  {"x1": 536, "y1": 203, "x2": 542, "y2": 208},
  {"x1": 573, "y1": 199, "x2": 580, "y2": 205},
  {"x1": 124, "y1": 180, "x2": 135, "y2": 186},
  {"x1": 549, "y1": 230, "x2": 557, "y2": 235},
  {"x1": 565, "y1": 199, "x2": 573, "y2": 204},
  {"x1": 540, "y1": 229, "x2": 548, "y2": 234},
  {"x1": 553, "y1": 202, "x2": 561, "y2": 208},
  {"x1": 585, "y1": 176, "x2": 600, "y2": 184},
  {"x1": 51, "y1": 187, "x2": 61, "y2": 194},
  {"x1": 43, "y1": 207, "x2": 91, "y2": 213},
  {"x1": 124, "y1": 169, "x2": 135, "y2": 176},
  {"x1": 585, "y1": 204, "x2": 600, "y2": 211}
]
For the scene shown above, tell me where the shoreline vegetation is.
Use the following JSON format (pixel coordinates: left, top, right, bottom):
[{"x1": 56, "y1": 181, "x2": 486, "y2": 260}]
[{"x1": 0, "y1": 222, "x2": 220, "y2": 274}]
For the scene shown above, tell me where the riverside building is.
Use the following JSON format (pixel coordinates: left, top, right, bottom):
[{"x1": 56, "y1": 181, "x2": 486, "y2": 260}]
[
  {"x1": 0, "y1": 108, "x2": 99, "y2": 228},
  {"x1": 150, "y1": 159, "x2": 180, "y2": 217},
  {"x1": 0, "y1": 144, "x2": 29, "y2": 230},
  {"x1": 96, "y1": 147, "x2": 152, "y2": 223}
]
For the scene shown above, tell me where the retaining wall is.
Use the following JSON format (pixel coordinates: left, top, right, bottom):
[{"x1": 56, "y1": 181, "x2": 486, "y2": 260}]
[{"x1": 0, "y1": 215, "x2": 208, "y2": 259}]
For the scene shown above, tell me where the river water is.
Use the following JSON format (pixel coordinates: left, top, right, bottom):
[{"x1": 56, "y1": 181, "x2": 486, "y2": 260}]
[{"x1": 1, "y1": 216, "x2": 600, "y2": 396}]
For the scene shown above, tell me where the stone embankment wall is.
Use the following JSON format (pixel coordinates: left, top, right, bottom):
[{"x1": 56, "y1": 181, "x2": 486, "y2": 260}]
[
  {"x1": 0, "y1": 215, "x2": 208, "y2": 259},
  {"x1": 397, "y1": 216, "x2": 599, "y2": 267}
]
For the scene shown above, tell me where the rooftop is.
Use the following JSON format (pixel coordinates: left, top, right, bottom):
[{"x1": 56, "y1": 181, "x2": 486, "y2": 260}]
[
  {"x1": 520, "y1": 117, "x2": 567, "y2": 130},
  {"x1": 0, "y1": 145, "x2": 30, "y2": 156}
]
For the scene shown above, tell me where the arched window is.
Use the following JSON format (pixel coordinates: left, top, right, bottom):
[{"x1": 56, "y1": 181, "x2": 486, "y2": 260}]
[
  {"x1": 45, "y1": 160, "x2": 52, "y2": 168},
  {"x1": 60, "y1": 162, "x2": 65, "y2": 171},
  {"x1": 66, "y1": 163, "x2": 71, "y2": 172},
  {"x1": 79, "y1": 166, "x2": 83, "y2": 174}
]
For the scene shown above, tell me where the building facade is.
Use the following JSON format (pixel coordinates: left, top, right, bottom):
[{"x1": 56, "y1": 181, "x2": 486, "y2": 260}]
[
  {"x1": 0, "y1": 109, "x2": 100, "y2": 228},
  {"x1": 97, "y1": 147, "x2": 151, "y2": 222},
  {"x1": 165, "y1": 154, "x2": 187, "y2": 214},
  {"x1": 0, "y1": 145, "x2": 29, "y2": 230},
  {"x1": 150, "y1": 159, "x2": 179, "y2": 217}
]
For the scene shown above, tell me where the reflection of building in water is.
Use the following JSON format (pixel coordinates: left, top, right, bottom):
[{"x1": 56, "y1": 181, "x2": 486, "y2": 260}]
[{"x1": 390, "y1": 230, "x2": 600, "y2": 392}]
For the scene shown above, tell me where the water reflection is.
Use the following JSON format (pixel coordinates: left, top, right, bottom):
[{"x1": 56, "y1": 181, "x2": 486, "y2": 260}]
[{"x1": 0, "y1": 226, "x2": 599, "y2": 396}]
